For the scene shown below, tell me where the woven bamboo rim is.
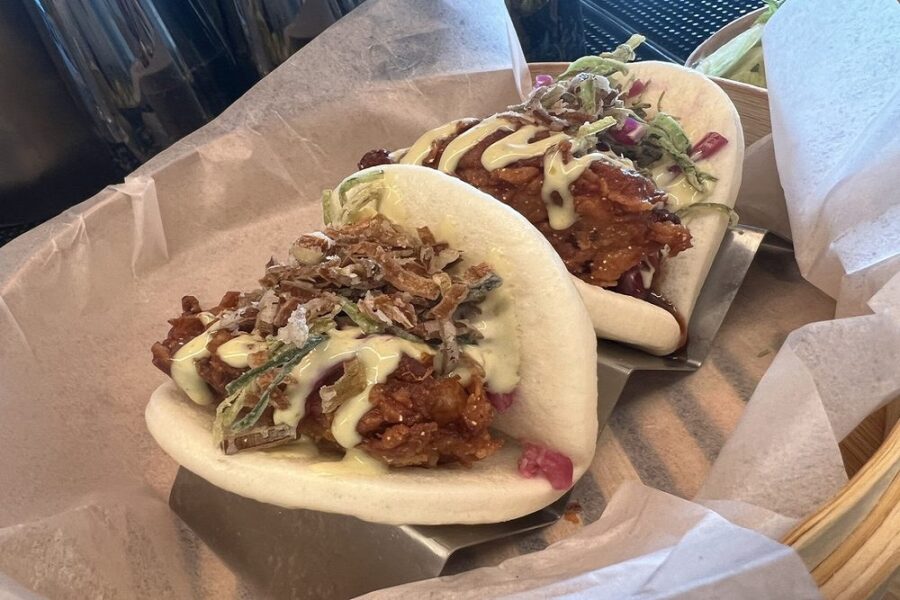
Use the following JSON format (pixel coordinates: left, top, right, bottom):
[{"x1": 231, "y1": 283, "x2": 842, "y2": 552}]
[{"x1": 528, "y1": 61, "x2": 900, "y2": 597}]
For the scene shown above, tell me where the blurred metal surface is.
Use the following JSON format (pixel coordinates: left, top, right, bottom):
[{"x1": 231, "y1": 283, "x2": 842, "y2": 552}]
[
  {"x1": 170, "y1": 467, "x2": 569, "y2": 599},
  {"x1": 0, "y1": 0, "x2": 122, "y2": 227},
  {"x1": 596, "y1": 226, "x2": 768, "y2": 425}
]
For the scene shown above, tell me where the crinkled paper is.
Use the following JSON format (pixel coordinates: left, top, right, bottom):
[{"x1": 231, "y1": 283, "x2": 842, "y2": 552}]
[{"x1": 1, "y1": 0, "x2": 898, "y2": 597}]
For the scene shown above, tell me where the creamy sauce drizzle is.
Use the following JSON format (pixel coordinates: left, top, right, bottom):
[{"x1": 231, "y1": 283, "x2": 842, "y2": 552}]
[
  {"x1": 480, "y1": 125, "x2": 569, "y2": 171},
  {"x1": 437, "y1": 116, "x2": 515, "y2": 173},
  {"x1": 651, "y1": 167, "x2": 702, "y2": 211},
  {"x1": 216, "y1": 334, "x2": 267, "y2": 368},
  {"x1": 260, "y1": 435, "x2": 320, "y2": 459},
  {"x1": 171, "y1": 285, "x2": 521, "y2": 455},
  {"x1": 273, "y1": 329, "x2": 434, "y2": 447},
  {"x1": 400, "y1": 119, "x2": 477, "y2": 166},
  {"x1": 310, "y1": 447, "x2": 388, "y2": 476},
  {"x1": 459, "y1": 284, "x2": 520, "y2": 393},
  {"x1": 171, "y1": 330, "x2": 216, "y2": 406},
  {"x1": 541, "y1": 148, "x2": 610, "y2": 230},
  {"x1": 405, "y1": 115, "x2": 710, "y2": 233},
  {"x1": 172, "y1": 328, "x2": 269, "y2": 405}
]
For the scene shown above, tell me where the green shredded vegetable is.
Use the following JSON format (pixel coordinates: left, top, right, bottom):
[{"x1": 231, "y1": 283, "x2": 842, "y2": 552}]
[
  {"x1": 321, "y1": 189, "x2": 338, "y2": 226},
  {"x1": 324, "y1": 170, "x2": 385, "y2": 225},
  {"x1": 213, "y1": 386, "x2": 249, "y2": 444},
  {"x1": 309, "y1": 317, "x2": 337, "y2": 334},
  {"x1": 558, "y1": 56, "x2": 628, "y2": 80},
  {"x1": 644, "y1": 114, "x2": 716, "y2": 191},
  {"x1": 224, "y1": 340, "x2": 285, "y2": 395},
  {"x1": 229, "y1": 335, "x2": 325, "y2": 433},
  {"x1": 648, "y1": 114, "x2": 690, "y2": 154},
  {"x1": 694, "y1": 24, "x2": 764, "y2": 79},
  {"x1": 577, "y1": 77, "x2": 597, "y2": 114},
  {"x1": 576, "y1": 116, "x2": 617, "y2": 138},
  {"x1": 757, "y1": 0, "x2": 784, "y2": 24},
  {"x1": 539, "y1": 84, "x2": 566, "y2": 107},
  {"x1": 601, "y1": 34, "x2": 646, "y2": 63},
  {"x1": 727, "y1": 45, "x2": 766, "y2": 87},
  {"x1": 338, "y1": 297, "x2": 384, "y2": 334},
  {"x1": 677, "y1": 202, "x2": 740, "y2": 227},
  {"x1": 558, "y1": 34, "x2": 644, "y2": 80},
  {"x1": 229, "y1": 374, "x2": 287, "y2": 433}
]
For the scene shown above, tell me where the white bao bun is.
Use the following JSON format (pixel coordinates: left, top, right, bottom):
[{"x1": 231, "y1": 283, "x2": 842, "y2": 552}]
[
  {"x1": 577, "y1": 61, "x2": 744, "y2": 355},
  {"x1": 146, "y1": 165, "x2": 598, "y2": 525}
]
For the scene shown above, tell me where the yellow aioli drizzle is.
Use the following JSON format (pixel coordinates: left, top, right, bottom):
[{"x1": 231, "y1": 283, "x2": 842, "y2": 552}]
[
  {"x1": 273, "y1": 328, "x2": 434, "y2": 446},
  {"x1": 170, "y1": 289, "x2": 522, "y2": 457},
  {"x1": 404, "y1": 114, "x2": 703, "y2": 235},
  {"x1": 171, "y1": 329, "x2": 216, "y2": 406},
  {"x1": 170, "y1": 312, "x2": 219, "y2": 405},
  {"x1": 172, "y1": 324, "x2": 267, "y2": 405},
  {"x1": 437, "y1": 116, "x2": 515, "y2": 174},
  {"x1": 400, "y1": 118, "x2": 478, "y2": 166},
  {"x1": 651, "y1": 166, "x2": 703, "y2": 211},
  {"x1": 310, "y1": 447, "x2": 388, "y2": 476},
  {"x1": 260, "y1": 435, "x2": 320, "y2": 459},
  {"x1": 457, "y1": 283, "x2": 520, "y2": 393},
  {"x1": 540, "y1": 147, "x2": 612, "y2": 230},
  {"x1": 215, "y1": 334, "x2": 267, "y2": 368},
  {"x1": 480, "y1": 125, "x2": 569, "y2": 171},
  {"x1": 540, "y1": 147, "x2": 641, "y2": 230}
]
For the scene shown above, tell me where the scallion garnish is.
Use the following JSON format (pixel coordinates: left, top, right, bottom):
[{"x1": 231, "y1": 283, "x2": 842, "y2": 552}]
[{"x1": 229, "y1": 335, "x2": 325, "y2": 432}]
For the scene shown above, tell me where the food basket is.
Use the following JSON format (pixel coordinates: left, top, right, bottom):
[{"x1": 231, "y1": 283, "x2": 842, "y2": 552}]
[
  {"x1": 683, "y1": 8, "x2": 769, "y2": 144},
  {"x1": 530, "y1": 60, "x2": 900, "y2": 599}
]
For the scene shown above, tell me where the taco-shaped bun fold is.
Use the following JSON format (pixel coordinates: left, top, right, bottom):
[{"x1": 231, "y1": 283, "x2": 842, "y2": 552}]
[
  {"x1": 574, "y1": 61, "x2": 743, "y2": 354},
  {"x1": 146, "y1": 165, "x2": 598, "y2": 525},
  {"x1": 358, "y1": 50, "x2": 744, "y2": 356}
]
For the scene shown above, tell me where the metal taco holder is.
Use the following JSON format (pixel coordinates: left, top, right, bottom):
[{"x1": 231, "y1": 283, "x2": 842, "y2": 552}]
[{"x1": 169, "y1": 224, "x2": 769, "y2": 599}]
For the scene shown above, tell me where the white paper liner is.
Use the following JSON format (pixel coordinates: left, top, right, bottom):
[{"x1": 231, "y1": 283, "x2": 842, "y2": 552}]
[{"x1": 360, "y1": 482, "x2": 819, "y2": 599}]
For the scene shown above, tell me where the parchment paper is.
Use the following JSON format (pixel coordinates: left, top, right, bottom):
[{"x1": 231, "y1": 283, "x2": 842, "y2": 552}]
[
  {"x1": 363, "y1": 482, "x2": 819, "y2": 599},
  {"x1": 696, "y1": 0, "x2": 900, "y2": 514},
  {"x1": 0, "y1": 0, "x2": 897, "y2": 597}
]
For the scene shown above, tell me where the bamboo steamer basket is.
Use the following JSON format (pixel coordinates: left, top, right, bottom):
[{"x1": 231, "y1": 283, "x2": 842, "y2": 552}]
[{"x1": 529, "y1": 59, "x2": 900, "y2": 598}]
